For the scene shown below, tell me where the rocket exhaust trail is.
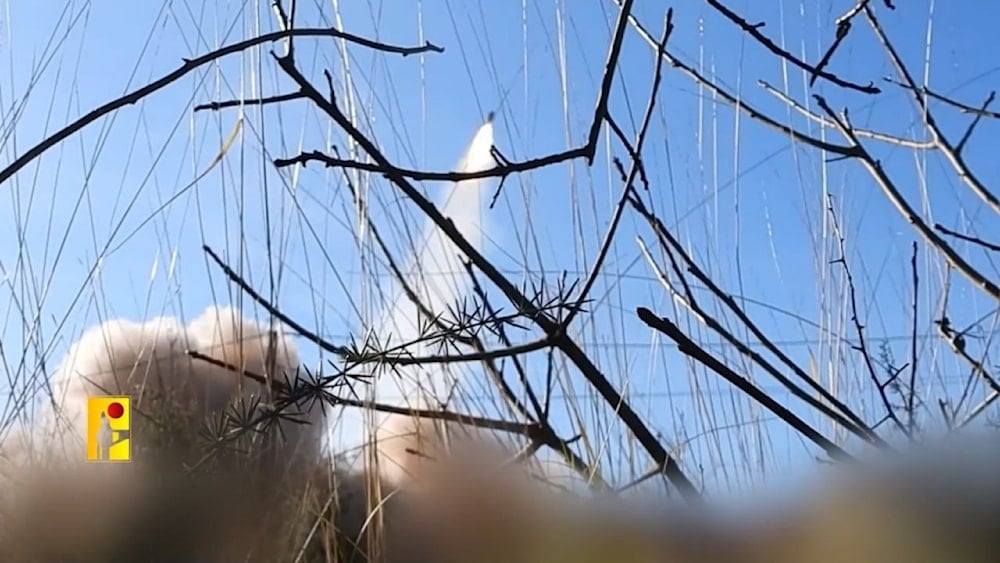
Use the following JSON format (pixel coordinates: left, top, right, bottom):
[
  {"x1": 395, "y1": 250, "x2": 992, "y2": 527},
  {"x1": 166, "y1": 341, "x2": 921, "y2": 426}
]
[{"x1": 350, "y1": 116, "x2": 496, "y2": 483}]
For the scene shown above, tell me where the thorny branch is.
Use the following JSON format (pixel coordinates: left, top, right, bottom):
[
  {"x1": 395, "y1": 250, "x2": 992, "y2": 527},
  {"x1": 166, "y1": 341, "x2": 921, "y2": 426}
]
[
  {"x1": 286, "y1": 145, "x2": 605, "y2": 487},
  {"x1": 272, "y1": 6, "x2": 703, "y2": 501},
  {"x1": 12, "y1": 0, "x2": 1000, "y2": 505}
]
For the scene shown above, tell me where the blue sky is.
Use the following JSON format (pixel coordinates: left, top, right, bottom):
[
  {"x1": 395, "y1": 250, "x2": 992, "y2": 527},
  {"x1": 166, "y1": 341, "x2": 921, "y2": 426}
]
[{"x1": 2, "y1": 0, "x2": 1000, "y2": 493}]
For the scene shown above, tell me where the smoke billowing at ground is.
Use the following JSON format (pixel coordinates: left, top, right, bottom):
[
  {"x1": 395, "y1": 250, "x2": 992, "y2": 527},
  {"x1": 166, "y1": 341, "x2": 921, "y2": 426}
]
[{"x1": 3, "y1": 0, "x2": 1000, "y2": 560}]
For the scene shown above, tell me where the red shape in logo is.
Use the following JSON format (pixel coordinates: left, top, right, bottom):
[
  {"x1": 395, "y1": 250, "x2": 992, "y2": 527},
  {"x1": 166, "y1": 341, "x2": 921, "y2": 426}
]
[{"x1": 106, "y1": 401, "x2": 125, "y2": 419}]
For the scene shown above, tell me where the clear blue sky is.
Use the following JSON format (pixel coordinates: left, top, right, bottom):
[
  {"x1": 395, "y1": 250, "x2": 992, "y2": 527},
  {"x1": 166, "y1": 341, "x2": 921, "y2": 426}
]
[{"x1": 2, "y1": 1, "x2": 999, "y2": 492}]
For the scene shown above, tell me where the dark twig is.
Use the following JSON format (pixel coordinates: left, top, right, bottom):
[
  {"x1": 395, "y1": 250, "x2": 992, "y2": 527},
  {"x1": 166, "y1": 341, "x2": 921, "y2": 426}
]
[
  {"x1": 934, "y1": 223, "x2": 1000, "y2": 253},
  {"x1": 826, "y1": 197, "x2": 908, "y2": 435},
  {"x1": 637, "y1": 307, "x2": 854, "y2": 462},
  {"x1": 814, "y1": 95, "x2": 1000, "y2": 304},
  {"x1": 562, "y1": 8, "x2": 673, "y2": 330},
  {"x1": 907, "y1": 242, "x2": 920, "y2": 433},
  {"x1": 812, "y1": 0, "x2": 894, "y2": 86},
  {"x1": 194, "y1": 92, "x2": 307, "y2": 112},
  {"x1": 203, "y1": 244, "x2": 350, "y2": 357},
  {"x1": 885, "y1": 78, "x2": 1000, "y2": 120},
  {"x1": 0, "y1": 27, "x2": 443, "y2": 188},
  {"x1": 811, "y1": 8, "x2": 853, "y2": 86},
  {"x1": 955, "y1": 92, "x2": 996, "y2": 153},
  {"x1": 706, "y1": 0, "x2": 879, "y2": 94}
]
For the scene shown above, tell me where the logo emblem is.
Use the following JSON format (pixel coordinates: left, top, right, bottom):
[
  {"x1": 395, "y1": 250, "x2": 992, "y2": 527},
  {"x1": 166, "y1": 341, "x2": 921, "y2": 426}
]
[{"x1": 86, "y1": 396, "x2": 131, "y2": 462}]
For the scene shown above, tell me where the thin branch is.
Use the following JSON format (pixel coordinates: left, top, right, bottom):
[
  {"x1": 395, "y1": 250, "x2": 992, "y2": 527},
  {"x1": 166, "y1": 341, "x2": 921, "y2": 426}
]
[
  {"x1": 827, "y1": 197, "x2": 908, "y2": 435},
  {"x1": 814, "y1": 95, "x2": 1000, "y2": 304},
  {"x1": 618, "y1": 4, "x2": 859, "y2": 157},
  {"x1": 811, "y1": 3, "x2": 855, "y2": 86},
  {"x1": 955, "y1": 92, "x2": 996, "y2": 153},
  {"x1": 812, "y1": 0, "x2": 894, "y2": 86},
  {"x1": 194, "y1": 92, "x2": 307, "y2": 112},
  {"x1": 203, "y1": 244, "x2": 349, "y2": 357},
  {"x1": 935, "y1": 223, "x2": 1000, "y2": 253},
  {"x1": 563, "y1": 8, "x2": 673, "y2": 330},
  {"x1": 274, "y1": 147, "x2": 588, "y2": 182},
  {"x1": 706, "y1": 0, "x2": 879, "y2": 94},
  {"x1": 866, "y1": 7, "x2": 1000, "y2": 216},
  {"x1": 0, "y1": 27, "x2": 443, "y2": 187},
  {"x1": 907, "y1": 242, "x2": 920, "y2": 433},
  {"x1": 583, "y1": 0, "x2": 635, "y2": 164},
  {"x1": 637, "y1": 307, "x2": 854, "y2": 463}
]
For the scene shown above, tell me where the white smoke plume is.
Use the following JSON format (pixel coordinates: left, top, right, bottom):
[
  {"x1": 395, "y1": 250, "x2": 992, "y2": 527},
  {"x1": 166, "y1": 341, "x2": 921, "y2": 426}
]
[{"x1": 368, "y1": 115, "x2": 499, "y2": 485}]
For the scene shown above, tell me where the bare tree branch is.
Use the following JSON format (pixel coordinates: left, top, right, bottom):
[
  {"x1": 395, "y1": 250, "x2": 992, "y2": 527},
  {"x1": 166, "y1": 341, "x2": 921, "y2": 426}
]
[
  {"x1": 0, "y1": 27, "x2": 442, "y2": 188},
  {"x1": 274, "y1": 46, "x2": 702, "y2": 501},
  {"x1": 637, "y1": 307, "x2": 854, "y2": 463},
  {"x1": 706, "y1": 0, "x2": 879, "y2": 94}
]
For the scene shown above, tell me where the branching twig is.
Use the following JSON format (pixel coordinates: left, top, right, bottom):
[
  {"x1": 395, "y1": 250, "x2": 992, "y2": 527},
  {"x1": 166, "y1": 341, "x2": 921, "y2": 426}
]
[
  {"x1": 826, "y1": 197, "x2": 908, "y2": 435},
  {"x1": 562, "y1": 9, "x2": 673, "y2": 330},
  {"x1": 866, "y1": 7, "x2": 1000, "y2": 216},
  {"x1": 0, "y1": 27, "x2": 443, "y2": 188},
  {"x1": 618, "y1": 4, "x2": 859, "y2": 157},
  {"x1": 706, "y1": 0, "x2": 879, "y2": 94},
  {"x1": 814, "y1": 95, "x2": 1000, "y2": 304}
]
